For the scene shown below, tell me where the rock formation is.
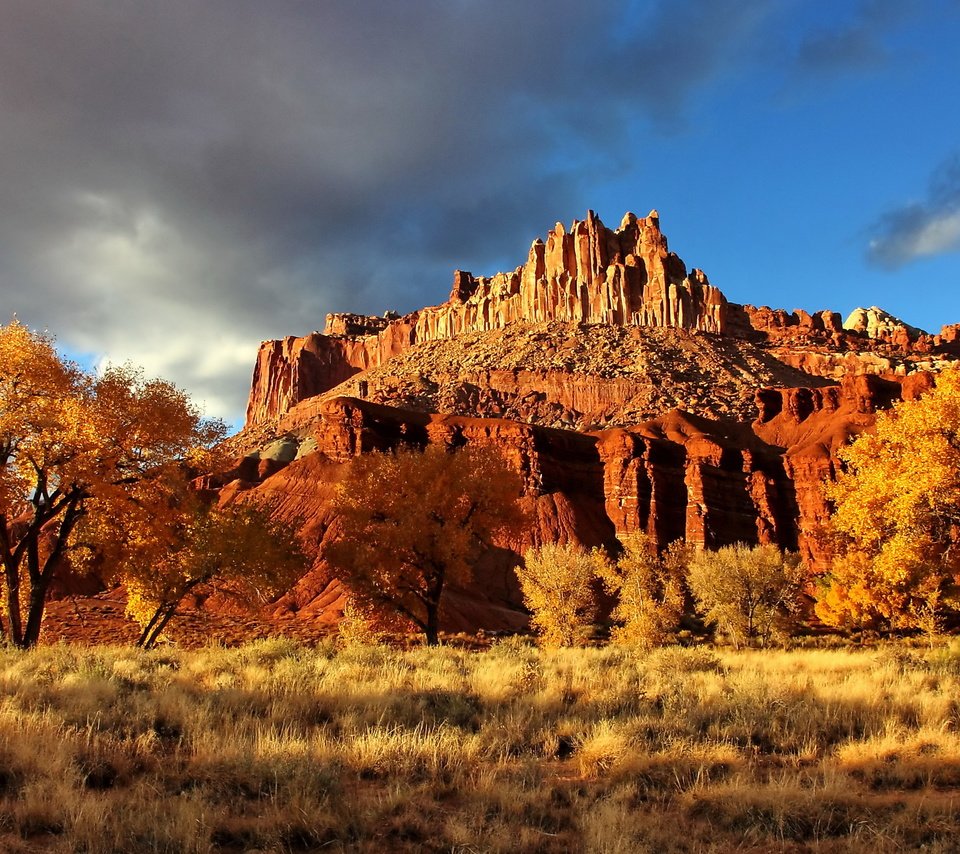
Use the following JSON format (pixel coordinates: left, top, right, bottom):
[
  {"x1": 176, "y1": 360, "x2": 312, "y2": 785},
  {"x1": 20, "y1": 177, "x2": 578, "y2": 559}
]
[
  {"x1": 216, "y1": 372, "x2": 934, "y2": 632},
  {"x1": 843, "y1": 306, "x2": 925, "y2": 346},
  {"x1": 221, "y1": 204, "x2": 960, "y2": 635},
  {"x1": 246, "y1": 210, "x2": 728, "y2": 427},
  {"x1": 246, "y1": 210, "x2": 958, "y2": 429}
]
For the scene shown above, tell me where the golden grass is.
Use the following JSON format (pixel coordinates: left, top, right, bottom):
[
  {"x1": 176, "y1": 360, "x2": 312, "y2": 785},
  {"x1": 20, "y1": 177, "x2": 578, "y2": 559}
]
[{"x1": 0, "y1": 638, "x2": 959, "y2": 852}]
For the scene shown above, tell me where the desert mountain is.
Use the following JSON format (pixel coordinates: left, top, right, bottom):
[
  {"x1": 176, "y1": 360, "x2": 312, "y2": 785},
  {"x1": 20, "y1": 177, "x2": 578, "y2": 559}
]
[{"x1": 222, "y1": 209, "x2": 958, "y2": 633}]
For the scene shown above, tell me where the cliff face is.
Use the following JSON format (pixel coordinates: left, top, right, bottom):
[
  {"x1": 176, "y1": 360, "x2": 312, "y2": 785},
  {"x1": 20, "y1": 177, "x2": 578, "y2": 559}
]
[
  {"x1": 245, "y1": 210, "x2": 727, "y2": 427},
  {"x1": 227, "y1": 202, "x2": 960, "y2": 632},
  {"x1": 245, "y1": 318, "x2": 418, "y2": 427},
  {"x1": 421, "y1": 210, "x2": 726, "y2": 338},
  {"x1": 220, "y1": 375, "x2": 924, "y2": 630},
  {"x1": 245, "y1": 208, "x2": 957, "y2": 429}
]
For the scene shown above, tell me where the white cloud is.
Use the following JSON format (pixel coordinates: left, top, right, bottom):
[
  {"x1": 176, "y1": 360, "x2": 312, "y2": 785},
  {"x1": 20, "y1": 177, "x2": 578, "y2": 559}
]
[
  {"x1": 909, "y1": 209, "x2": 960, "y2": 257},
  {"x1": 866, "y1": 154, "x2": 960, "y2": 269}
]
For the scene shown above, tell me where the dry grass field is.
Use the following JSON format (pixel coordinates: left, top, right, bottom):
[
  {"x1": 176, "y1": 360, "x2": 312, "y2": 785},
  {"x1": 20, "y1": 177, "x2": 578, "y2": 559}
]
[{"x1": 1, "y1": 638, "x2": 959, "y2": 853}]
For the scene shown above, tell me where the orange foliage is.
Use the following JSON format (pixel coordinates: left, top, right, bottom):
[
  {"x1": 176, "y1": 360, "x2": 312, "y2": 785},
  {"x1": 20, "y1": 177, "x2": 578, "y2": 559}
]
[
  {"x1": 325, "y1": 443, "x2": 527, "y2": 645},
  {"x1": 0, "y1": 320, "x2": 226, "y2": 647},
  {"x1": 818, "y1": 367, "x2": 960, "y2": 631}
]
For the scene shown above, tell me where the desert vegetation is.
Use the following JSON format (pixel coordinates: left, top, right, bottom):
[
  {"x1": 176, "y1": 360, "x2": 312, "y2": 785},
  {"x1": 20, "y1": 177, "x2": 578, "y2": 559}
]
[
  {"x1": 0, "y1": 321, "x2": 231, "y2": 648},
  {"x1": 326, "y1": 443, "x2": 527, "y2": 645},
  {"x1": 817, "y1": 366, "x2": 960, "y2": 633},
  {"x1": 1, "y1": 639, "x2": 960, "y2": 852},
  {"x1": 5, "y1": 320, "x2": 960, "y2": 852}
]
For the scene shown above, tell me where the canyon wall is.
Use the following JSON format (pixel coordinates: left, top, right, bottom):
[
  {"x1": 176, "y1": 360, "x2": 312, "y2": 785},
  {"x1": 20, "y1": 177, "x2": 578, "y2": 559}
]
[
  {"x1": 206, "y1": 374, "x2": 917, "y2": 629},
  {"x1": 245, "y1": 207, "x2": 956, "y2": 429},
  {"x1": 231, "y1": 374, "x2": 922, "y2": 581}
]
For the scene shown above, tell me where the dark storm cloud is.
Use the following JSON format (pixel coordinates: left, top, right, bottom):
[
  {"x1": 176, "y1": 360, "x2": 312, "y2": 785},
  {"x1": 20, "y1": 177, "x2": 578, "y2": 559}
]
[
  {"x1": 866, "y1": 154, "x2": 960, "y2": 269},
  {"x1": 793, "y1": 0, "x2": 928, "y2": 74},
  {"x1": 0, "y1": 0, "x2": 775, "y2": 422}
]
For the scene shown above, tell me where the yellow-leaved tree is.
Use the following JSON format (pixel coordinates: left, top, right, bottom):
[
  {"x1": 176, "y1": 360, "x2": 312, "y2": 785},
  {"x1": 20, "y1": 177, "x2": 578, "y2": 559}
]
[
  {"x1": 325, "y1": 443, "x2": 527, "y2": 646},
  {"x1": 687, "y1": 543, "x2": 802, "y2": 648},
  {"x1": 78, "y1": 488, "x2": 308, "y2": 648},
  {"x1": 817, "y1": 368, "x2": 960, "y2": 632},
  {"x1": 595, "y1": 534, "x2": 688, "y2": 648},
  {"x1": 0, "y1": 320, "x2": 225, "y2": 647},
  {"x1": 516, "y1": 542, "x2": 600, "y2": 647}
]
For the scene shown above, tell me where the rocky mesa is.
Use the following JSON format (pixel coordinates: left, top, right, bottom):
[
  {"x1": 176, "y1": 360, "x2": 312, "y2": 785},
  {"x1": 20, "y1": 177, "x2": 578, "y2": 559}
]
[{"x1": 225, "y1": 207, "x2": 958, "y2": 633}]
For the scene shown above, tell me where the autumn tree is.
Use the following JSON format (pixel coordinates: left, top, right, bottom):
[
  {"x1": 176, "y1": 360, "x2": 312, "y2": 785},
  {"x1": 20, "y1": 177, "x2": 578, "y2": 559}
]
[
  {"x1": 0, "y1": 320, "x2": 225, "y2": 647},
  {"x1": 78, "y1": 490, "x2": 307, "y2": 648},
  {"x1": 325, "y1": 443, "x2": 527, "y2": 646},
  {"x1": 817, "y1": 368, "x2": 960, "y2": 632},
  {"x1": 687, "y1": 543, "x2": 802, "y2": 648},
  {"x1": 596, "y1": 534, "x2": 687, "y2": 648},
  {"x1": 516, "y1": 542, "x2": 599, "y2": 647}
]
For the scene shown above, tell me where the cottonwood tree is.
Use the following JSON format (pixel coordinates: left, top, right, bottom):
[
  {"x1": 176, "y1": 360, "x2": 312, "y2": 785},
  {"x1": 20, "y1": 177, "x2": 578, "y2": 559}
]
[
  {"x1": 687, "y1": 543, "x2": 802, "y2": 648},
  {"x1": 0, "y1": 320, "x2": 225, "y2": 647},
  {"x1": 516, "y1": 542, "x2": 600, "y2": 647},
  {"x1": 596, "y1": 534, "x2": 687, "y2": 648},
  {"x1": 79, "y1": 490, "x2": 307, "y2": 648},
  {"x1": 817, "y1": 368, "x2": 960, "y2": 632},
  {"x1": 325, "y1": 443, "x2": 526, "y2": 646}
]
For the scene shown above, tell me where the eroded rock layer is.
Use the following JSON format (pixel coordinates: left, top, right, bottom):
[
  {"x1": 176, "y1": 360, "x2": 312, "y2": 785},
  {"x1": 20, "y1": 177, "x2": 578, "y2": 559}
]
[
  {"x1": 246, "y1": 209, "x2": 959, "y2": 429},
  {"x1": 229, "y1": 203, "x2": 960, "y2": 633},
  {"x1": 246, "y1": 209, "x2": 728, "y2": 426},
  {"x1": 219, "y1": 374, "x2": 931, "y2": 631}
]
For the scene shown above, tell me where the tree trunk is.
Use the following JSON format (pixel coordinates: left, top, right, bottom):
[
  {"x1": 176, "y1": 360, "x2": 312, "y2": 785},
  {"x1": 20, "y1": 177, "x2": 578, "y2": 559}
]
[
  {"x1": 140, "y1": 605, "x2": 179, "y2": 650},
  {"x1": 21, "y1": 582, "x2": 49, "y2": 648},
  {"x1": 136, "y1": 605, "x2": 168, "y2": 649},
  {"x1": 18, "y1": 500, "x2": 82, "y2": 649},
  {"x1": 5, "y1": 564, "x2": 23, "y2": 647},
  {"x1": 424, "y1": 602, "x2": 440, "y2": 646}
]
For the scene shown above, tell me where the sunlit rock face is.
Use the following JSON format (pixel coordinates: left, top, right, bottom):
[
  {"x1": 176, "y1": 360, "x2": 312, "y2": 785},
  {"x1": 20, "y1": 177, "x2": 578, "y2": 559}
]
[
  {"x1": 222, "y1": 204, "x2": 960, "y2": 632},
  {"x1": 213, "y1": 375, "x2": 927, "y2": 631},
  {"x1": 843, "y1": 306, "x2": 926, "y2": 347},
  {"x1": 245, "y1": 209, "x2": 728, "y2": 427}
]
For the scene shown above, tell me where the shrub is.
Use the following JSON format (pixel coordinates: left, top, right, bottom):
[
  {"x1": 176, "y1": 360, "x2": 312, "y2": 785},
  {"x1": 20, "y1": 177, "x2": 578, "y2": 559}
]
[
  {"x1": 686, "y1": 543, "x2": 802, "y2": 648},
  {"x1": 516, "y1": 543, "x2": 599, "y2": 647},
  {"x1": 596, "y1": 534, "x2": 687, "y2": 648}
]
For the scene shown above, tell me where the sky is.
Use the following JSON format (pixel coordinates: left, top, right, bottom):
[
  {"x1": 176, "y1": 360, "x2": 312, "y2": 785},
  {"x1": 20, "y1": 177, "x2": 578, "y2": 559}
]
[{"x1": 2, "y1": 0, "x2": 960, "y2": 429}]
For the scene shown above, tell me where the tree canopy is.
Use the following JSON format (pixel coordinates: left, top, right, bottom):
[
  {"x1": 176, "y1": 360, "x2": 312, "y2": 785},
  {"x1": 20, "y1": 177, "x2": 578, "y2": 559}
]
[
  {"x1": 516, "y1": 542, "x2": 600, "y2": 648},
  {"x1": 79, "y1": 489, "x2": 308, "y2": 648},
  {"x1": 595, "y1": 534, "x2": 687, "y2": 648},
  {"x1": 687, "y1": 543, "x2": 801, "y2": 648},
  {"x1": 817, "y1": 369, "x2": 960, "y2": 632},
  {"x1": 0, "y1": 320, "x2": 226, "y2": 647},
  {"x1": 325, "y1": 443, "x2": 527, "y2": 645}
]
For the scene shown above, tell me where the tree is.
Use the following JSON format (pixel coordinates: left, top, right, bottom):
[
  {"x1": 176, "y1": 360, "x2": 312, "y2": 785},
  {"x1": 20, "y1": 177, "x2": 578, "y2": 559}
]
[
  {"x1": 817, "y1": 368, "x2": 960, "y2": 632},
  {"x1": 79, "y1": 491, "x2": 308, "y2": 648},
  {"x1": 325, "y1": 443, "x2": 527, "y2": 646},
  {"x1": 595, "y1": 534, "x2": 687, "y2": 648},
  {"x1": 0, "y1": 320, "x2": 225, "y2": 647},
  {"x1": 686, "y1": 543, "x2": 802, "y2": 648},
  {"x1": 516, "y1": 542, "x2": 599, "y2": 647}
]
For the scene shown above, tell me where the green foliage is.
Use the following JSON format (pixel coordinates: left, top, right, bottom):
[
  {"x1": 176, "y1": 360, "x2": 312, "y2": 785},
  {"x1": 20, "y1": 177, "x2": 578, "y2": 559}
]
[
  {"x1": 516, "y1": 542, "x2": 599, "y2": 647},
  {"x1": 596, "y1": 534, "x2": 688, "y2": 648},
  {"x1": 687, "y1": 543, "x2": 802, "y2": 648}
]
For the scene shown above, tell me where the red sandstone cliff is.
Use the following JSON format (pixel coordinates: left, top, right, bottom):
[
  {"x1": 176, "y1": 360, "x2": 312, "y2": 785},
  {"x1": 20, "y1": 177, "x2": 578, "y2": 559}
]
[
  {"x1": 220, "y1": 373, "x2": 928, "y2": 630},
  {"x1": 245, "y1": 210, "x2": 728, "y2": 427},
  {"x1": 245, "y1": 209, "x2": 958, "y2": 430},
  {"x1": 227, "y1": 203, "x2": 960, "y2": 633}
]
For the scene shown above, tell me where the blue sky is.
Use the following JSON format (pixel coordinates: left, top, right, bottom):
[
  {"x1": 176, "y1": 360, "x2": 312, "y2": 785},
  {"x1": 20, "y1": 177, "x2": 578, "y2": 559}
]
[{"x1": 1, "y1": 0, "x2": 959, "y2": 428}]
